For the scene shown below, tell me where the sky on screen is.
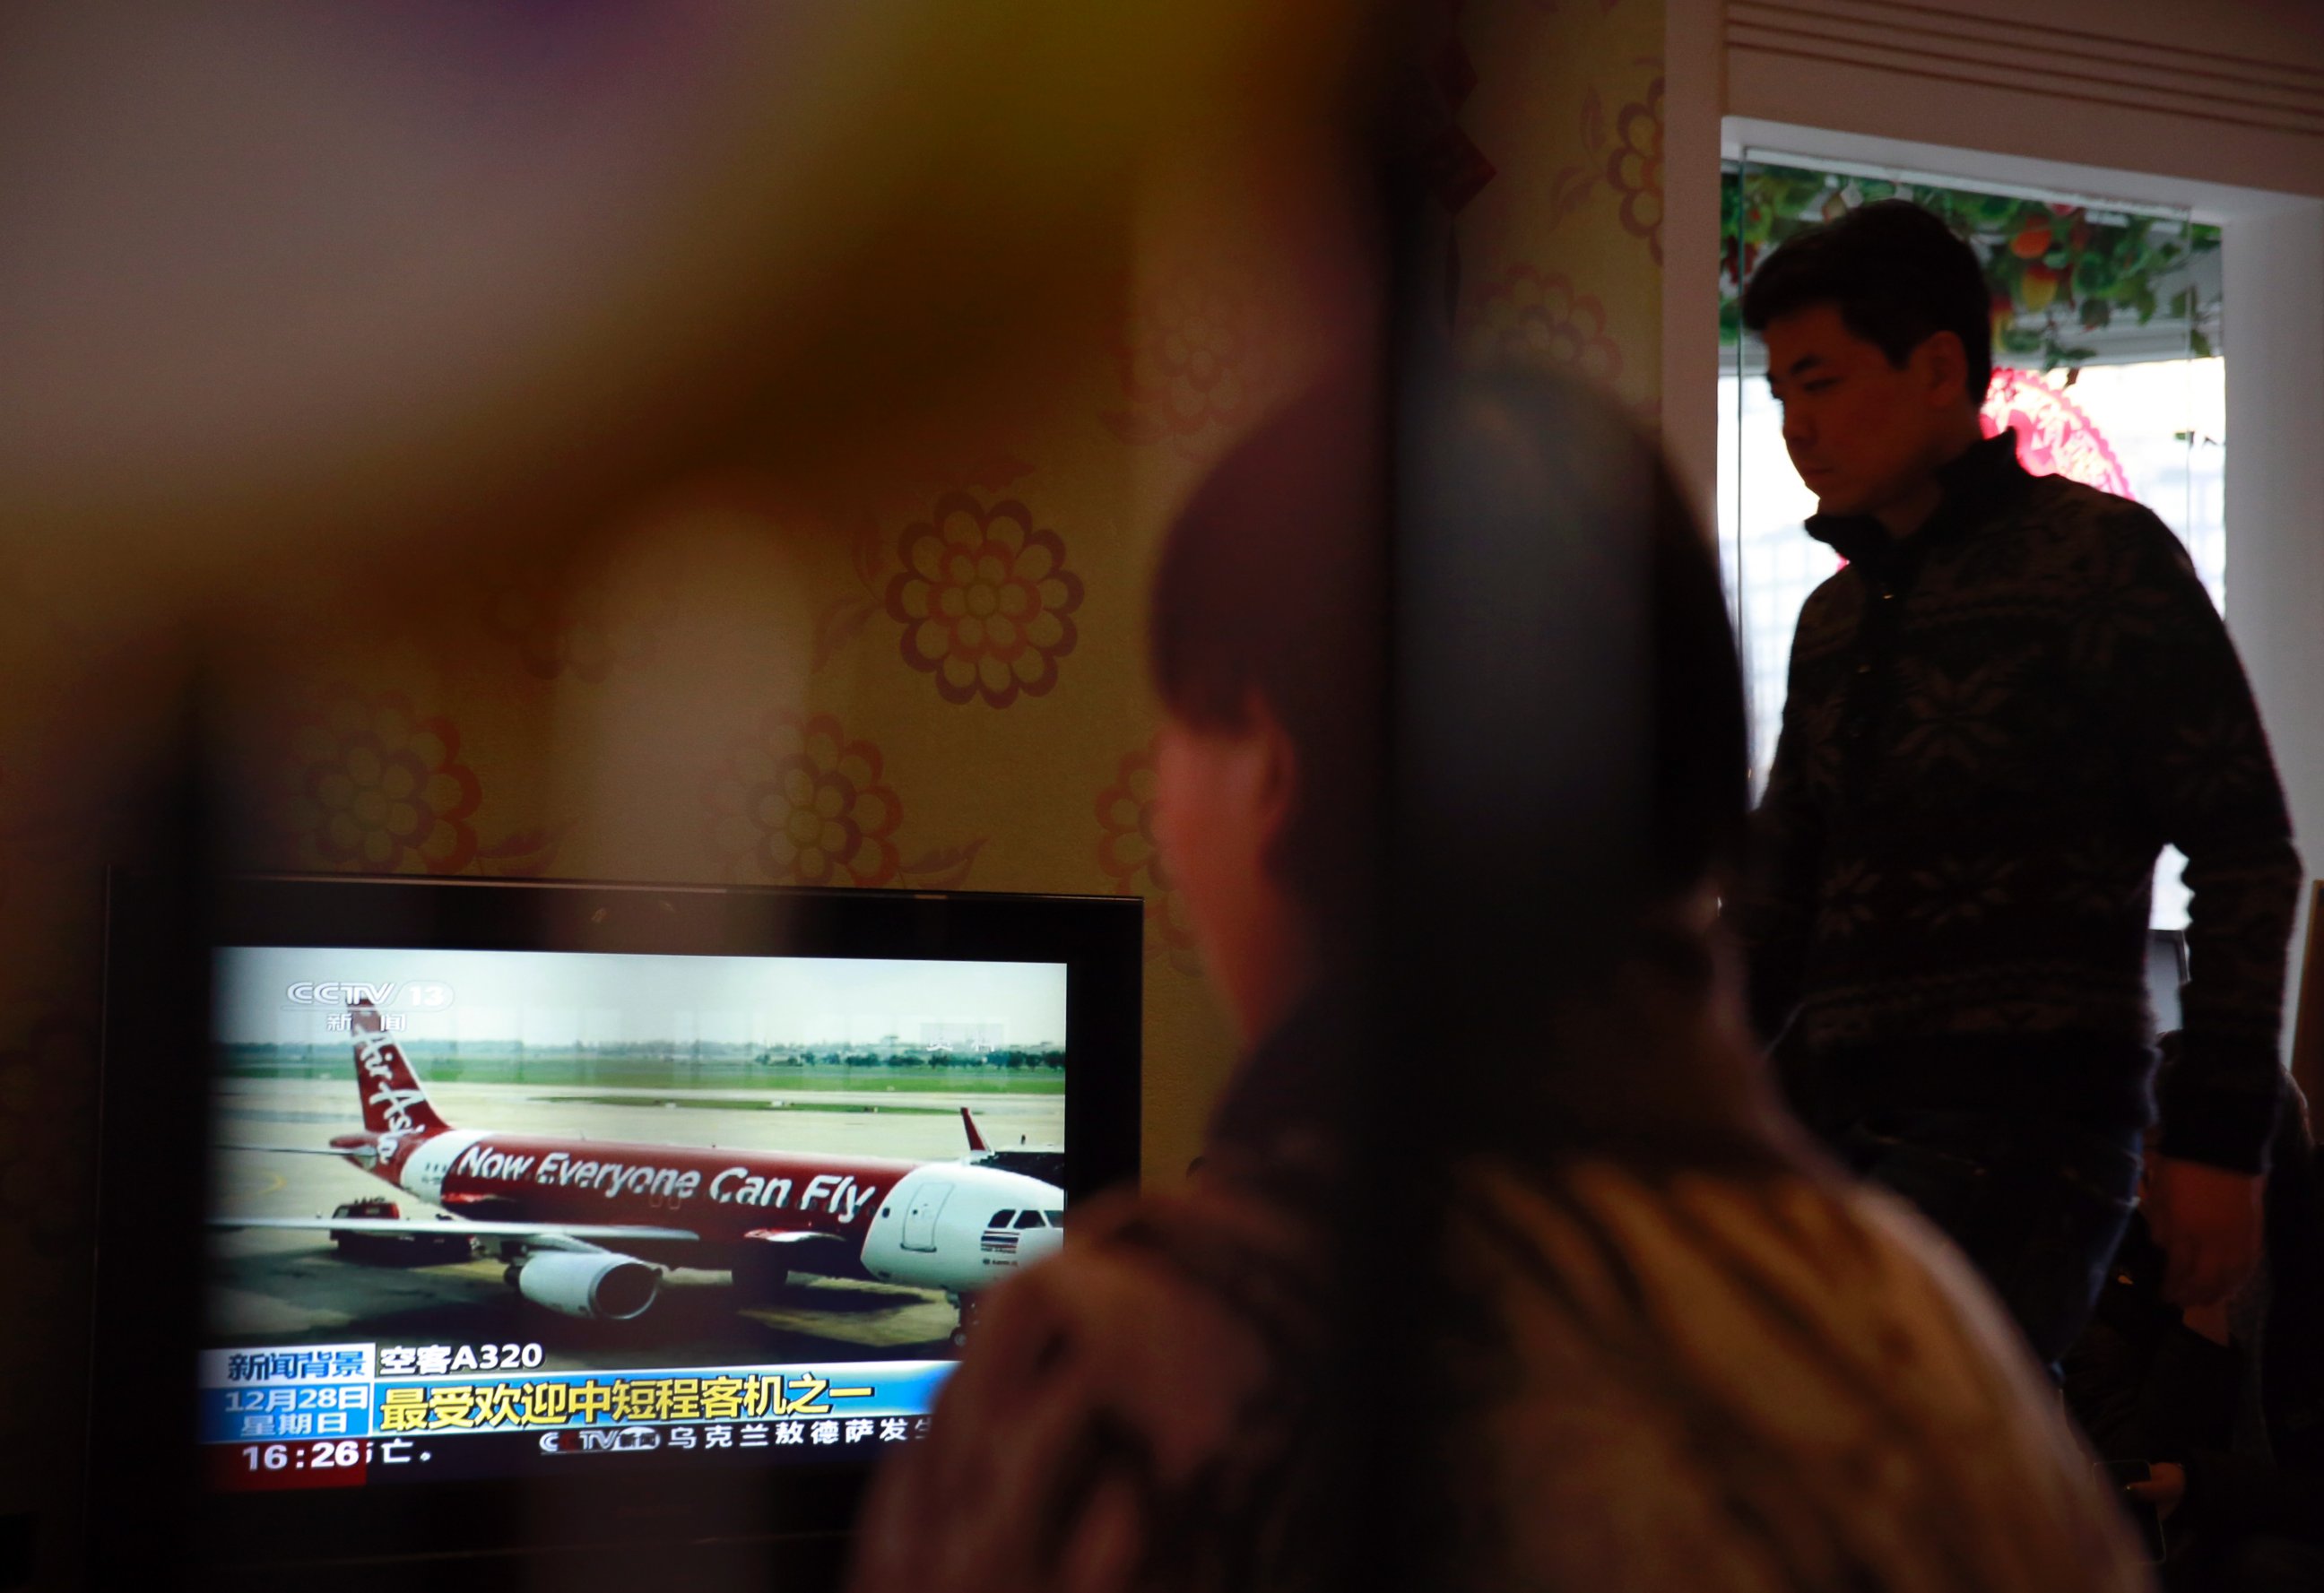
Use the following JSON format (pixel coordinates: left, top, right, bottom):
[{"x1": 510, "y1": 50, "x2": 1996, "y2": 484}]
[{"x1": 214, "y1": 946, "x2": 1067, "y2": 1050}]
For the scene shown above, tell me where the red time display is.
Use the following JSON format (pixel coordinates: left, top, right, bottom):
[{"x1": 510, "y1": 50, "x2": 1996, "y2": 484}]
[{"x1": 211, "y1": 1439, "x2": 371, "y2": 1492}]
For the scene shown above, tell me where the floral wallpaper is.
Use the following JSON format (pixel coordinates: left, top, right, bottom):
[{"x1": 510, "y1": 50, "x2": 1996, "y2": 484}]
[
  {"x1": 705, "y1": 711, "x2": 912, "y2": 890},
  {"x1": 1103, "y1": 259, "x2": 1277, "y2": 451},
  {"x1": 212, "y1": 328, "x2": 1266, "y2": 1184},
  {"x1": 884, "y1": 495, "x2": 1086, "y2": 708},
  {"x1": 1452, "y1": 0, "x2": 1666, "y2": 418},
  {"x1": 0, "y1": 1, "x2": 1665, "y2": 1549},
  {"x1": 284, "y1": 689, "x2": 487, "y2": 876}
]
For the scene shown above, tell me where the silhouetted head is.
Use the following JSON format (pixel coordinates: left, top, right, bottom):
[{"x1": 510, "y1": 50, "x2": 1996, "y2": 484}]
[
  {"x1": 1742, "y1": 199, "x2": 1993, "y2": 520},
  {"x1": 1148, "y1": 374, "x2": 1386, "y2": 1043},
  {"x1": 1148, "y1": 367, "x2": 1750, "y2": 1060}
]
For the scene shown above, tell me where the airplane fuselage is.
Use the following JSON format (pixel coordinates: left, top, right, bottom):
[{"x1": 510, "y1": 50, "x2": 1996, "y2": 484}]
[
  {"x1": 238, "y1": 1011, "x2": 1072, "y2": 1323},
  {"x1": 330, "y1": 1125, "x2": 1063, "y2": 1294}
]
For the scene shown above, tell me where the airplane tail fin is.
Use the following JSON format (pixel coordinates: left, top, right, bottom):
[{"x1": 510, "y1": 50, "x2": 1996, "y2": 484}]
[
  {"x1": 351, "y1": 1002, "x2": 451, "y2": 1138},
  {"x1": 959, "y1": 1107, "x2": 988, "y2": 1153}
]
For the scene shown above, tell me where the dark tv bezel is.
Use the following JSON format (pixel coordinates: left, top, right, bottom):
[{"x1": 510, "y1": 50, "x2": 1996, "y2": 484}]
[{"x1": 91, "y1": 871, "x2": 1142, "y2": 1590}]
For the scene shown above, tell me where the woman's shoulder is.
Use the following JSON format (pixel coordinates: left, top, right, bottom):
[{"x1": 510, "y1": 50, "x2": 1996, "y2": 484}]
[
  {"x1": 845, "y1": 1173, "x2": 1339, "y2": 1593},
  {"x1": 1436, "y1": 1155, "x2": 2146, "y2": 1590},
  {"x1": 852, "y1": 1156, "x2": 2147, "y2": 1592},
  {"x1": 1451, "y1": 1155, "x2": 2049, "y2": 1406}
]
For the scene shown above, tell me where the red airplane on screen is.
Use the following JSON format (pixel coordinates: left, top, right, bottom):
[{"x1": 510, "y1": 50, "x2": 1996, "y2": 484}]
[{"x1": 212, "y1": 1003, "x2": 1066, "y2": 1338}]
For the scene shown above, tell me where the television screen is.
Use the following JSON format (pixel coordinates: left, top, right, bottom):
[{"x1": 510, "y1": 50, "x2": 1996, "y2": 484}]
[
  {"x1": 91, "y1": 875, "x2": 1140, "y2": 1581},
  {"x1": 201, "y1": 945, "x2": 1071, "y2": 1493}
]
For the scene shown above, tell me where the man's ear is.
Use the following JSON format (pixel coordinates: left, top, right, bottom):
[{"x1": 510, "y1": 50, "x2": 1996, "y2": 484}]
[{"x1": 1917, "y1": 330, "x2": 1971, "y2": 410}]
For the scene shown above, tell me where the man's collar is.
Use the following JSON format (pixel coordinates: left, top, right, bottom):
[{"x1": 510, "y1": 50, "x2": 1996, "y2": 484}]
[
  {"x1": 1937, "y1": 424, "x2": 2030, "y2": 498},
  {"x1": 1805, "y1": 428, "x2": 2027, "y2": 567}
]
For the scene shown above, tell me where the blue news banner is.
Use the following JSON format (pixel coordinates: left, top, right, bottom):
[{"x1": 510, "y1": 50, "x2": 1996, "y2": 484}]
[{"x1": 200, "y1": 1345, "x2": 952, "y2": 1487}]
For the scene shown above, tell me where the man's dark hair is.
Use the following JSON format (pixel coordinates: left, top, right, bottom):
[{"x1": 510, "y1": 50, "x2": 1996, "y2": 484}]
[{"x1": 1740, "y1": 197, "x2": 1994, "y2": 404}]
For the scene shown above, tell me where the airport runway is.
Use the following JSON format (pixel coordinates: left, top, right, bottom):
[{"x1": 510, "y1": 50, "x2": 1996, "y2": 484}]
[
  {"x1": 221, "y1": 1075, "x2": 1065, "y2": 1160},
  {"x1": 207, "y1": 1078, "x2": 1065, "y2": 1369}
]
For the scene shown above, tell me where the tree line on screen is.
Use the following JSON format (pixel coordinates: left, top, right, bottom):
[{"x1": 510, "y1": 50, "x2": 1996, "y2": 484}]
[
  {"x1": 219, "y1": 1041, "x2": 1066, "y2": 1071},
  {"x1": 754, "y1": 1045, "x2": 1067, "y2": 1072}
]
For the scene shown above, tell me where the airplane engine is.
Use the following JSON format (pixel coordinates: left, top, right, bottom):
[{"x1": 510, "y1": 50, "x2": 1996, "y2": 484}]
[{"x1": 513, "y1": 1251, "x2": 659, "y2": 1320}]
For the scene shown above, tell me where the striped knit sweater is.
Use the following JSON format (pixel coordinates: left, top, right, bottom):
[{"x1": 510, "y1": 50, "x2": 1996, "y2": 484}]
[{"x1": 1735, "y1": 429, "x2": 2301, "y2": 1171}]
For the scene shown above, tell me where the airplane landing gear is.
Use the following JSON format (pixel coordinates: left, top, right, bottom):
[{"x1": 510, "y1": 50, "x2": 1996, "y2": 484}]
[
  {"x1": 950, "y1": 1294, "x2": 983, "y2": 1349},
  {"x1": 732, "y1": 1247, "x2": 792, "y2": 1303}
]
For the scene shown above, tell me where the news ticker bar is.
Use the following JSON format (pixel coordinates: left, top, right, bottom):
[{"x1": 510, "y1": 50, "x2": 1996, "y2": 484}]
[
  {"x1": 209, "y1": 1420, "x2": 926, "y2": 1493},
  {"x1": 199, "y1": 1346, "x2": 953, "y2": 1446}
]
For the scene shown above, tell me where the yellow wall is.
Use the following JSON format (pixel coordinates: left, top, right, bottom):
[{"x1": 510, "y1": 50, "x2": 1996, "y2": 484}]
[
  {"x1": 1456, "y1": 0, "x2": 1668, "y2": 418},
  {"x1": 218, "y1": 359, "x2": 1253, "y2": 1181}
]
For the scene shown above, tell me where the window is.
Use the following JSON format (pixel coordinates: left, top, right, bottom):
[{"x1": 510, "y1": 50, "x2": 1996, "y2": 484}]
[
  {"x1": 1013, "y1": 1209, "x2": 1046, "y2": 1230},
  {"x1": 1720, "y1": 154, "x2": 2224, "y2": 928},
  {"x1": 988, "y1": 1209, "x2": 1014, "y2": 1229}
]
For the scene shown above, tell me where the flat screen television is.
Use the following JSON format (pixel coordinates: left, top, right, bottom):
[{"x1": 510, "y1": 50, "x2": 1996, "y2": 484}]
[{"x1": 91, "y1": 873, "x2": 1141, "y2": 1589}]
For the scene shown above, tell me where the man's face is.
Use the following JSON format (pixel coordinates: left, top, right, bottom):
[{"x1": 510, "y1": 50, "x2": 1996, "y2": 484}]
[{"x1": 1762, "y1": 302, "x2": 1973, "y2": 519}]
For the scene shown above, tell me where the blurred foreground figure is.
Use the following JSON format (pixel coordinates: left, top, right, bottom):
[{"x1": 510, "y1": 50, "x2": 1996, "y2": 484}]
[
  {"x1": 0, "y1": 3, "x2": 1382, "y2": 1577},
  {"x1": 845, "y1": 373, "x2": 2146, "y2": 1591}
]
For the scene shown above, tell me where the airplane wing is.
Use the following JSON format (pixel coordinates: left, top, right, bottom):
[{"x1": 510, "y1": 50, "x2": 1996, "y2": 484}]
[
  {"x1": 208, "y1": 1216, "x2": 698, "y2": 1252},
  {"x1": 216, "y1": 1141, "x2": 377, "y2": 1164},
  {"x1": 741, "y1": 1227, "x2": 851, "y2": 1248}
]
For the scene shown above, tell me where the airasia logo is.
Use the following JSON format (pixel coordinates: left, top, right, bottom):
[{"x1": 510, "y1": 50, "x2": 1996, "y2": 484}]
[
  {"x1": 284, "y1": 981, "x2": 455, "y2": 1009},
  {"x1": 359, "y1": 1039, "x2": 430, "y2": 1137}
]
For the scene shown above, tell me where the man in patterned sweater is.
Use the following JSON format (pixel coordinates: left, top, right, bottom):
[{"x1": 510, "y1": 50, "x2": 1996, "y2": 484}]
[{"x1": 1733, "y1": 199, "x2": 2302, "y2": 1367}]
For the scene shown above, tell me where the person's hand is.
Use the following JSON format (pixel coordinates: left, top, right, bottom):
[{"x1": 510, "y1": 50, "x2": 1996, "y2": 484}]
[
  {"x1": 2144, "y1": 1154, "x2": 2263, "y2": 1307},
  {"x1": 2126, "y1": 1461, "x2": 2187, "y2": 1520}
]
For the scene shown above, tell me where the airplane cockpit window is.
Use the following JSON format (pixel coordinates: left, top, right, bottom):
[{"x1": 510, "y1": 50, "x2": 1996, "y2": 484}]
[
  {"x1": 1013, "y1": 1209, "x2": 1045, "y2": 1229},
  {"x1": 1045, "y1": 1209, "x2": 1065, "y2": 1226},
  {"x1": 989, "y1": 1209, "x2": 1016, "y2": 1228}
]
